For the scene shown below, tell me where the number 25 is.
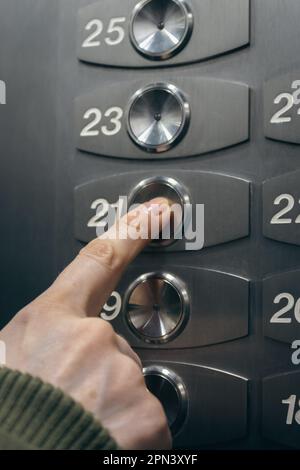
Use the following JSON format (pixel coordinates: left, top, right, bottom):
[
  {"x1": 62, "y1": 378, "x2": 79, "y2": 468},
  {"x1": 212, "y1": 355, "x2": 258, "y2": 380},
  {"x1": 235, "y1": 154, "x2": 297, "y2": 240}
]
[{"x1": 82, "y1": 17, "x2": 126, "y2": 48}]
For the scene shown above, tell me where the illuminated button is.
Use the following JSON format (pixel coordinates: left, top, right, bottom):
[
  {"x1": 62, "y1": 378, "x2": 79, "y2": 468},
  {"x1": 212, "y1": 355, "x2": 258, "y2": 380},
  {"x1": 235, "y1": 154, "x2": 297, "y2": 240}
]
[
  {"x1": 125, "y1": 272, "x2": 189, "y2": 343},
  {"x1": 143, "y1": 365, "x2": 187, "y2": 434},
  {"x1": 126, "y1": 83, "x2": 190, "y2": 153},
  {"x1": 130, "y1": 0, "x2": 193, "y2": 61},
  {"x1": 129, "y1": 176, "x2": 190, "y2": 247}
]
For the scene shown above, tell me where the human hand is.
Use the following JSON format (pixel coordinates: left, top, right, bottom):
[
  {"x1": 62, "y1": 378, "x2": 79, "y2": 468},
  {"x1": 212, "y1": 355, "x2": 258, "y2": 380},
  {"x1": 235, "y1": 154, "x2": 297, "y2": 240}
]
[{"x1": 0, "y1": 198, "x2": 172, "y2": 450}]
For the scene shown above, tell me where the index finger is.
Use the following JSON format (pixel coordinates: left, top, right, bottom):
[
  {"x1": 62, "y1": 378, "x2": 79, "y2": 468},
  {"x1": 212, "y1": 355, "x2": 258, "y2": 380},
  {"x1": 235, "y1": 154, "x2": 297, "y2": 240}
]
[{"x1": 45, "y1": 198, "x2": 172, "y2": 317}]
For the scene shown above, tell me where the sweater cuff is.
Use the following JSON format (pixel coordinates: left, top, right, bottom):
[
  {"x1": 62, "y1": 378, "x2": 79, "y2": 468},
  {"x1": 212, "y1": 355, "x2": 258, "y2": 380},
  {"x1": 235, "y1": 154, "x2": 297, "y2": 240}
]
[{"x1": 0, "y1": 368, "x2": 119, "y2": 450}]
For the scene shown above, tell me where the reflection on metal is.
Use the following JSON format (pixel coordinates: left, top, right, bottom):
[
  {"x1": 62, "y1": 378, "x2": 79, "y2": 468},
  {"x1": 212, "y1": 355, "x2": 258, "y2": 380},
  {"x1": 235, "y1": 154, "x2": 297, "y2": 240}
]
[
  {"x1": 143, "y1": 365, "x2": 188, "y2": 434},
  {"x1": 127, "y1": 83, "x2": 190, "y2": 153},
  {"x1": 130, "y1": 0, "x2": 193, "y2": 60},
  {"x1": 125, "y1": 272, "x2": 189, "y2": 343}
]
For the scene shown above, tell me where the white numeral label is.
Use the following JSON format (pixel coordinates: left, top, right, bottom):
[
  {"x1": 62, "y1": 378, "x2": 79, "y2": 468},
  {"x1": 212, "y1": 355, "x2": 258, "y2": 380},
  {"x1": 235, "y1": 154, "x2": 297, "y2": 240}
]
[
  {"x1": 105, "y1": 18, "x2": 126, "y2": 45},
  {"x1": 82, "y1": 17, "x2": 126, "y2": 48},
  {"x1": 87, "y1": 198, "x2": 124, "y2": 229},
  {"x1": 80, "y1": 107, "x2": 123, "y2": 137},
  {"x1": 270, "y1": 80, "x2": 300, "y2": 123},
  {"x1": 271, "y1": 194, "x2": 300, "y2": 225},
  {"x1": 101, "y1": 107, "x2": 123, "y2": 136},
  {"x1": 87, "y1": 199, "x2": 110, "y2": 228},
  {"x1": 270, "y1": 293, "x2": 300, "y2": 324},
  {"x1": 82, "y1": 19, "x2": 103, "y2": 48},
  {"x1": 291, "y1": 340, "x2": 300, "y2": 366},
  {"x1": 100, "y1": 292, "x2": 122, "y2": 321},
  {"x1": 271, "y1": 93, "x2": 293, "y2": 124},
  {"x1": 282, "y1": 395, "x2": 300, "y2": 425}
]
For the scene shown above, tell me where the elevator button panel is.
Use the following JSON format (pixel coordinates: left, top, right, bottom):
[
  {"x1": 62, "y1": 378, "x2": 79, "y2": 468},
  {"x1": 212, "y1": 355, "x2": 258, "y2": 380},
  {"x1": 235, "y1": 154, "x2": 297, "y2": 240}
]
[
  {"x1": 264, "y1": 71, "x2": 300, "y2": 144},
  {"x1": 144, "y1": 365, "x2": 188, "y2": 434},
  {"x1": 77, "y1": 0, "x2": 250, "y2": 68},
  {"x1": 75, "y1": 78, "x2": 249, "y2": 159},
  {"x1": 263, "y1": 270, "x2": 300, "y2": 344},
  {"x1": 263, "y1": 170, "x2": 300, "y2": 246},
  {"x1": 74, "y1": 171, "x2": 250, "y2": 251},
  {"x1": 263, "y1": 371, "x2": 300, "y2": 449},
  {"x1": 100, "y1": 266, "x2": 249, "y2": 348},
  {"x1": 143, "y1": 361, "x2": 248, "y2": 446}
]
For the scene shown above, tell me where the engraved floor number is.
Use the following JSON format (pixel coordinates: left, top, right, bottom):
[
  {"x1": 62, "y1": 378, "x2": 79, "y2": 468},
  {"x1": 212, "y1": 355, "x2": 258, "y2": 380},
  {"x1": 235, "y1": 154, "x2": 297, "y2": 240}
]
[
  {"x1": 282, "y1": 395, "x2": 300, "y2": 425},
  {"x1": 82, "y1": 17, "x2": 126, "y2": 48}
]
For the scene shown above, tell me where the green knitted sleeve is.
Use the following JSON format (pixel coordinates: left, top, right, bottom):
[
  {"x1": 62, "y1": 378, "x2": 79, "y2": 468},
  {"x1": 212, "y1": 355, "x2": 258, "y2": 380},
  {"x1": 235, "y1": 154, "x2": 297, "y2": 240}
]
[{"x1": 0, "y1": 368, "x2": 119, "y2": 450}]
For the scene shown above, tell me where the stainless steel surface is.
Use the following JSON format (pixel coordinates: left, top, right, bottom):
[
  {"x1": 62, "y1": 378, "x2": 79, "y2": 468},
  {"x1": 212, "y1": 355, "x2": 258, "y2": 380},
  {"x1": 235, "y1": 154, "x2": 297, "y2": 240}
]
[
  {"x1": 126, "y1": 82, "x2": 190, "y2": 153},
  {"x1": 74, "y1": 170, "x2": 250, "y2": 251},
  {"x1": 125, "y1": 272, "x2": 189, "y2": 343},
  {"x1": 130, "y1": 0, "x2": 193, "y2": 61},
  {"x1": 143, "y1": 362, "x2": 248, "y2": 447},
  {"x1": 129, "y1": 176, "x2": 190, "y2": 247},
  {"x1": 143, "y1": 365, "x2": 188, "y2": 434},
  {"x1": 77, "y1": 0, "x2": 250, "y2": 68},
  {"x1": 112, "y1": 266, "x2": 249, "y2": 349},
  {"x1": 75, "y1": 77, "x2": 249, "y2": 160}
]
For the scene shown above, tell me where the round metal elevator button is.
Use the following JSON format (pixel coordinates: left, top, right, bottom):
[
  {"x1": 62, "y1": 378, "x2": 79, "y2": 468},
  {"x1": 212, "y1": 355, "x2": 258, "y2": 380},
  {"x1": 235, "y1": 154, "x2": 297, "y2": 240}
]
[
  {"x1": 130, "y1": 0, "x2": 193, "y2": 61},
  {"x1": 143, "y1": 366, "x2": 187, "y2": 434},
  {"x1": 127, "y1": 83, "x2": 190, "y2": 153},
  {"x1": 125, "y1": 272, "x2": 189, "y2": 343},
  {"x1": 129, "y1": 176, "x2": 190, "y2": 247}
]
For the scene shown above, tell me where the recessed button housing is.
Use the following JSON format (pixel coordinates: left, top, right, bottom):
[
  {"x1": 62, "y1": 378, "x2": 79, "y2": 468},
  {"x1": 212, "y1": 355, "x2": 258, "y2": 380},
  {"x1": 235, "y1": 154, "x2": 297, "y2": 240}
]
[
  {"x1": 129, "y1": 176, "x2": 190, "y2": 247},
  {"x1": 126, "y1": 82, "x2": 190, "y2": 153},
  {"x1": 125, "y1": 272, "x2": 189, "y2": 344},
  {"x1": 143, "y1": 365, "x2": 188, "y2": 434},
  {"x1": 130, "y1": 0, "x2": 193, "y2": 61}
]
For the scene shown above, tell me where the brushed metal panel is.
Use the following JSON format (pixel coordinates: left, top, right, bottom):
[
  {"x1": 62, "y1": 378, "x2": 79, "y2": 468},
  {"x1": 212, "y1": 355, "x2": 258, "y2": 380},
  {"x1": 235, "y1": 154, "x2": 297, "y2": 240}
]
[
  {"x1": 143, "y1": 361, "x2": 248, "y2": 447},
  {"x1": 263, "y1": 270, "x2": 300, "y2": 344},
  {"x1": 109, "y1": 265, "x2": 249, "y2": 348},
  {"x1": 77, "y1": 0, "x2": 250, "y2": 67},
  {"x1": 264, "y1": 71, "x2": 300, "y2": 144},
  {"x1": 74, "y1": 170, "x2": 250, "y2": 251},
  {"x1": 263, "y1": 371, "x2": 300, "y2": 449},
  {"x1": 75, "y1": 77, "x2": 250, "y2": 159},
  {"x1": 263, "y1": 170, "x2": 300, "y2": 246}
]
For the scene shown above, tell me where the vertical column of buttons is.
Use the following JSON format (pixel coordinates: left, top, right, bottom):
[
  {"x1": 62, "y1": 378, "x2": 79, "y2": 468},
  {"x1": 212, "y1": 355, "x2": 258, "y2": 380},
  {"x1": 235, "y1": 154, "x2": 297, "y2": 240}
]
[
  {"x1": 262, "y1": 71, "x2": 300, "y2": 448},
  {"x1": 75, "y1": 0, "x2": 251, "y2": 446}
]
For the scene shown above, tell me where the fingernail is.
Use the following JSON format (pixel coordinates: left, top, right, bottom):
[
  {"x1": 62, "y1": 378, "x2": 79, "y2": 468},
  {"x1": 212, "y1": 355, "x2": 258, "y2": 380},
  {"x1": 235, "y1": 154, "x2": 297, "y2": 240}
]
[{"x1": 144, "y1": 198, "x2": 171, "y2": 215}]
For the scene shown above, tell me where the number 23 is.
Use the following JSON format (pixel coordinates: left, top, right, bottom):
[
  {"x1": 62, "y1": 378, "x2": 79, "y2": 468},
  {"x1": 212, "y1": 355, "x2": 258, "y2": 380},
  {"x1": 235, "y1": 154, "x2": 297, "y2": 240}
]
[{"x1": 80, "y1": 106, "x2": 123, "y2": 137}]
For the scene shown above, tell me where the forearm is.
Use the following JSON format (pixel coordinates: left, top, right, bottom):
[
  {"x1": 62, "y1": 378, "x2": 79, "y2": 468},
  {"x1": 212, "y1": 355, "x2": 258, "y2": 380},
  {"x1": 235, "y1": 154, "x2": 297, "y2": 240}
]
[{"x1": 0, "y1": 368, "x2": 119, "y2": 451}]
